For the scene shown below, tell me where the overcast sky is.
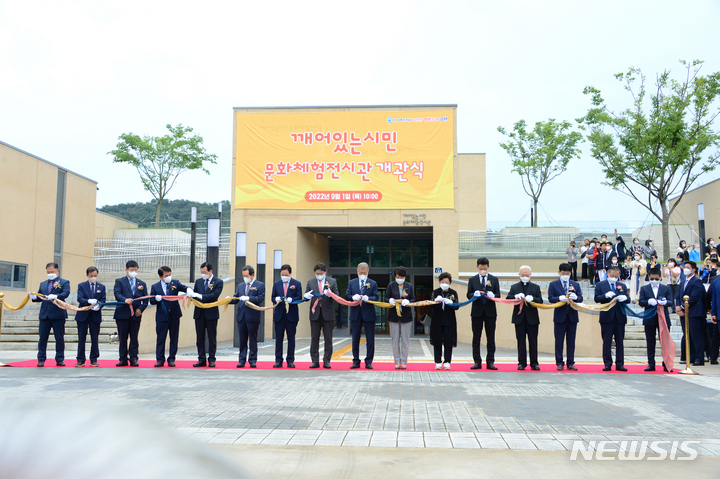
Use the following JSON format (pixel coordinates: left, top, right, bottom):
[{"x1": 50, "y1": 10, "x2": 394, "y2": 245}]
[{"x1": 1, "y1": 0, "x2": 718, "y2": 228}]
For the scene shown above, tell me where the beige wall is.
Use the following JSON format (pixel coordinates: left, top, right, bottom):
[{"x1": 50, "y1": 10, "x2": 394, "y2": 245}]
[
  {"x1": 670, "y1": 180, "x2": 720, "y2": 243},
  {"x1": 95, "y1": 211, "x2": 138, "y2": 239},
  {"x1": 0, "y1": 142, "x2": 96, "y2": 305}
]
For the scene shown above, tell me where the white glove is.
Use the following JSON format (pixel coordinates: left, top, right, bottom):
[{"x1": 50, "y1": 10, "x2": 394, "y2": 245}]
[
  {"x1": 514, "y1": 293, "x2": 525, "y2": 299},
  {"x1": 275, "y1": 296, "x2": 282, "y2": 303},
  {"x1": 525, "y1": 295, "x2": 534, "y2": 303},
  {"x1": 187, "y1": 288, "x2": 194, "y2": 296},
  {"x1": 47, "y1": 294, "x2": 57, "y2": 300},
  {"x1": 352, "y1": 294, "x2": 361, "y2": 301},
  {"x1": 486, "y1": 291, "x2": 495, "y2": 299},
  {"x1": 434, "y1": 295, "x2": 444, "y2": 302},
  {"x1": 569, "y1": 292, "x2": 578, "y2": 300},
  {"x1": 323, "y1": 289, "x2": 331, "y2": 297},
  {"x1": 474, "y1": 290, "x2": 482, "y2": 297},
  {"x1": 605, "y1": 291, "x2": 616, "y2": 298},
  {"x1": 648, "y1": 298, "x2": 658, "y2": 306},
  {"x1": 389, "y1": 298, "x2": 396, "y2": 305},
  {"x1": 92, "y1": 304, "x2": 100, "y2": 311},
  {"x1": 155, "y1": 295, "x2": 163, "y2": 302},
  {"x1": 442, "y1": 297, "x2": 453, "y2": 305},
  {"x1": 30, "y1": 294, "x2": 37, "y2": 300},
  {"x1": 304, "y1": 292, "x2": 313, "y2": 300},
  {"x1": 240, "y1": 295, "x2": 249, "y2": 302},
  {"x1": 194, "y1": 292, "x2": 203, "y2": 300},
  {"x1": 559, "y1": 295, "x2": 568, "y2": 303},
  {"x1": 617, "y1": 295, "x2": 627, "y2": 302},
  {"x1": 225, "y1": 296, "x2": 231, "y2": 299},
  {"x1": 401, "y1": 299, "x2": 410, "y2": 307},
  {"x1": 658, "y1": 299, "x2": 667, "y2": 306},
  {"x1": 362, "y1": 295, "x2": 369, "y2": 301},
  {"x1": 88, "y1": 299, "x2": 97, "y2": 305}
]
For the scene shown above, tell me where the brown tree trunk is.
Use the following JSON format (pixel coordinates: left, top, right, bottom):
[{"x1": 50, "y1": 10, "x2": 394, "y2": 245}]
[{"x1": 154, "y1": 198, "x2": 163, "y2": 228}]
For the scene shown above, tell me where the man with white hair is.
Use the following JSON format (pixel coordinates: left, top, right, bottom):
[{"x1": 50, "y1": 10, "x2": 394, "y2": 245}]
[{"x1": 506, "y1": 266, "x2": 544, "y2": 370}]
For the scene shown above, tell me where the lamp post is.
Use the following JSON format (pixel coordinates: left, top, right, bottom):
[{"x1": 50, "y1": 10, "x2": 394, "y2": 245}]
[
  {"x1": 257, "y1": 243, "x2": 266, "y2": 342},
  {"x1": 189, "y1": 207, "x2": 197, "y2": 283},
  {"x1": 233, "y1": 232, "x2": 247, "y2": 348},
  {"x1": 698, "y1": 203, "x2": 706, "y2": 259}
]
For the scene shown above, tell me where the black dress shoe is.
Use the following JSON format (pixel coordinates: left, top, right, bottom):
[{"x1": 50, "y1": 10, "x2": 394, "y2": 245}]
[
  {"x1": 208, "y1": 361, "x2": 215, "y2": 368},
  {"x1": 711, "y1": 360, "x2": 719, "y2": 365},
  {"x1": 518, "y1": 365, "x2": 526, "y2": 371},
  {"x1": 567, "y1": 365, "x2": 578, "y2": 371},
  {"x1": 91, "y1": 361, "x2": 99, "y2": 367},
  {"x1": 679, "y1": 360, "x2": 686, "y2": 364},
  {"x1": 75, "y1": 361, "x2": 85, "y2": 368},
  {"x1": 273, "y1": 362, "x2": 283, "y2": 368},
  {"x1": 350, "y1": 363, "x2": 360, "y2": 369},
  {"x1": 129, "y1": 360, "x2": 139, "y2": 367},
  {"x1": 309, "y1": 362, "x2": 320, "y2": 369},
  {"x1": 323, "y1": 361, "x2": 331, "y2": 369},
  {"x1": 616, "y1": 366, "x2": 628, "y2": 372},
  {"x1": 193, "y1": 361, "x2": 207, "y2": 367},
  {"x1": 236, "y1": 362, "x2": 245, "y2": 368},
  {"x1": 168, "y1": 361, "x2": 176, "y2": 367},
  {"x1": 37, "y1": 360, "x2": 45, "y2": 367},
  {"x1": 116, "y1": 360, "x2": 128, "y2": 367},
  {"x1": 250, "y1": 363, "x2": 257, "y2": 368},
  {"x1": 602, "y1": 366, "x2": 611, "y2": 371},
  {"x1": 692, "y1": 361, "x2": 705, "y2": 366},
  {"x1": 557, "y1": 365, "x2": 564, "y2": 371},
  {"x1": 56, "y1": 361, "x2": 65, "y2": 367},
  {"x1": 470, "y1": 363, "x2": 482, "y2": 370},
  {"x1": 154, "y1": 361, "x2": 164, "y2": 368},
  {"x1": 365, "y1": 363, "x2": 373, "y2": 369},
  {"x1": 486, "y1": 363, "x2": 498, "y2": 370},
  {"x1": 531, "y1": 365, "x2": 541, "y2": 371},
  {"x1": 287, "y1": 362, "x2": 295, "y2": 368},
  {"x1": 644, "y1": 365, "x2": 656, "y2": 372}
]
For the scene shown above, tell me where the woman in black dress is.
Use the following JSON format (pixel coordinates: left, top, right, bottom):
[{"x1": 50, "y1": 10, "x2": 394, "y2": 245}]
[{"x1": 430, "y1": 272, "x2": 459, "y2": 370}]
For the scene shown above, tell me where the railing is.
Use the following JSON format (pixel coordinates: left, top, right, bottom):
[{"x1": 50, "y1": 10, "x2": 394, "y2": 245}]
[
  {"x1": 459, "y1": 231, "x2": 578, "y2": 255},
  {"x1": 94, "y1": 236, "x2": 230, "y2": 274},
  {"x1": 155, "y1": 220, "x2": 232, "y2": 236}
]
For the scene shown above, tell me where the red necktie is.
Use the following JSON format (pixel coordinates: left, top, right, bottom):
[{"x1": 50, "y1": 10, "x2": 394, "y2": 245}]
[{"x1": 283, "y1": 283, "x2": 288, "y2": 296}]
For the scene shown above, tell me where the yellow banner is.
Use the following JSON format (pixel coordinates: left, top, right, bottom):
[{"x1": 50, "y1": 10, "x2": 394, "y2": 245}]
[{"x1": 234, "y1": 110, "x2": 455, "y2": 209}]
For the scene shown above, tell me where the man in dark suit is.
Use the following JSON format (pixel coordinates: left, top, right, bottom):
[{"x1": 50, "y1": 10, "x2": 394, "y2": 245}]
[
  {"x1": 189, "y1": 262, "x2": 223, "y2": 367},
  {"x1": 638, "y1": 267, "x2": 671, "y2": 371},
  {"x1": 596, "y1": 242, "x2": 616, "y2": 282},
  {"x1": 506, "y1": 265, "x2": 543, "y2": 370},
  {"x1": 229, "y1": 265, "x2": 265, "y2": 368},
  {"x1": 677, "y1": 261, "x2": 706, "y2": 366},
  {"x1": 345, "y1": 262, "x2": 379, "y2": 369},
  {"x1": 709, "y1": 274, "x2": 720, "y2": 365},
  {"x1": 594, "y1": 266, "x2": 630, "y2": 371},
  {"x1": 149, "y1": 266, "x2": 190, "y2": 368},
  {"x1": 548, "y1": 263, "x2": 583, "y2": 371},
  {"x1": 466, "y1": 257, "x2": 501, "y2": 370},
  {"x1": 113, "y1": 260, "x2": 148, "y2": 367},
  {"x1": 304, "y1": 262, "x2": 340, "y2": 369},
  {"x1": 31, "y1": 262, "x2": 70, "y2": 367},
  {"x1": 271, "y1": 264, "x2": 303, "y2": 368},
  {"x1": 75, "y1": 266, "x2": 105, "y2": 367}
]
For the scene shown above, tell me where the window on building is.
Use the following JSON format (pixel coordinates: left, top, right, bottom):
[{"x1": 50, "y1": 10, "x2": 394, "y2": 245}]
[{"x1": 0, "y1": 262, "x2": 27, "y2": 289}]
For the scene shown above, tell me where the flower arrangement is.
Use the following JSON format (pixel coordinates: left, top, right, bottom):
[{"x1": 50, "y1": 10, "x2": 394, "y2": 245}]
[{"x1": 53, "y1": 282, "x2": 61, "y2": 289}]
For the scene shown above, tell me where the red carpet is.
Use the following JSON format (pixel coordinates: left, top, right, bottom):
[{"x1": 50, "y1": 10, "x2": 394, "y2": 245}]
[{"x1": 6, "y1": 359, "x2": 676, "y2": 374}]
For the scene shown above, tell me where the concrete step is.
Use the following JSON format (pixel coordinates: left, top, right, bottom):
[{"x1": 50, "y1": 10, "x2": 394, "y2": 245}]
[
  {"x1": 1, "y1": 334, "x2": 116, "y2": 343},
  {"x1": 0, "y1": 342, "x2": 119, "y2": 351},
  {"x1": 0, "y1": 327, "x2": 116, "y2": 335}
]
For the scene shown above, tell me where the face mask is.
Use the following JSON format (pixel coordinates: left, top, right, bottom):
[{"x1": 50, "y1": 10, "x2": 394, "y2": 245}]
[
  {"x1": 47, "y1": 273, "x2": 58, "y2": 280},
  {"x1": 606, "y1": 246, "x2": 612, "y2": 251},
  {"x1": 711, "y1": 242, "x2": 716, "y2": 246},
  {"x1": 681, "y1": 244, "x2": 686, "y2": 248},
  {"x1": 478, "y1": 270, "x2": 488, "y2": 277},
  {"x1": 281, "y1": 275, "x2": 291, "y2": 283},
  {"x1": 315, "y1": 274, "x2": 325, "y2": 281},
  {"x1": 520, "y1": 276, "x2": 530, "y2": 284},
  {"x1": 396, "y1": 278, "x2": 405, "y2": 285},
  {"x1": 634, "y1": 257, "x2": 640, "y2": 261},
  {"x1": 668, "y1": 263, "x2": 675, "y2": 268},
  {"x1": 127, "y1": 271, "x2": 138, "y2": 279},
  {"x1": 440, "y1": 283, "x2": 450, "y2": 291},
  {"x1": 358, "y1": 274, "x2": 368, "y2": 281},
  {"x1": 88, "y1": 277, "x2": 97, "y2": 284},
  {"x1": 634, "y1": 240, "x2": 639, "y2": 245},
  {"x1": 683, "y1": 268, "x2": 692, "y2": 276},
  {"x1": 163, "y1": 276, "x2": 172, "y2": 284},
  {"x1": 607, "y1": 277, "x2": 618, "y2": 284},
  {"x1": 243, "y1": 277, "x2": 252, "y2": 284},
  {"x1": 649, "y1": 279, "x2": 661, "y2": 286},
  {"x1": 201, "y1": 274, "x2": 210, "y2": 281},
  {"x1": 612, "y1": 260, "x2": 618, "y2": 265},
  {"x1": 590, "y1": 243, "x2": 595, "y2": 248},
  {"x1": 649, "y1": 242, "x2": 653, "y2": 246},
  {"x1": 559, "y1": 274, "x2": 570, "y2": 282}
]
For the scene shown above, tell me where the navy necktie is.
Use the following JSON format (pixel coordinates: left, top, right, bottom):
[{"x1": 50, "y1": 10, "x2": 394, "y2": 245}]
[{"x1": 205, "y1": 279, "x2": 209, "y2": 291}]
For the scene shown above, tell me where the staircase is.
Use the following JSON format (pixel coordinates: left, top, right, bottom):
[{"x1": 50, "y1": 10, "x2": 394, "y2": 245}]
[{"x1": 622, "y1": 303, "x2": 683, "y2": 358}]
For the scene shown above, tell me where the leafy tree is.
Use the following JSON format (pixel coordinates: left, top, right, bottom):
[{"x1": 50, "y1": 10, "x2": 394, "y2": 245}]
[
  {"x1": 98, "y1": 199, "x2": 230, "y2": 229},
  {"x1": 108, "y1": 124, "x2": 218, "y2": 227},
  {"x1": 498, "y1": 119, "x2": 583, "y2": 227},
  {"x1": 581, "y1": 60, "x2": 720, "y2": 260}
]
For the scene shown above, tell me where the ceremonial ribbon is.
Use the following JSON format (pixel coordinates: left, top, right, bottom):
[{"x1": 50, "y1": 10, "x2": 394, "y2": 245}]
[{"x1": 620, "y1": 303, "x2": 675, "y2": 371}]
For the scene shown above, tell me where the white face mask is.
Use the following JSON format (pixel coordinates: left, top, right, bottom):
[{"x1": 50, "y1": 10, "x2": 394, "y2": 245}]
[
  {"x1": 47, "y1": 273, "x2": 58, "y2": 280},
  {"x1": 163, "y1": 276, "x2": 172, "y2": 284},
  {"x1": 649, "y1": 279, "x2": 661, "y2": 286},
  {"x1": 590, "y1": 243, "x2": 596, "y2": 248},
  {"x1": 396, "y1": 278, "x2": 405, "y2": 285},
  {"x1": 281, "y1": 275, "x2": 291, "y2": 283},
  {"x1": 127, "y1": 271, "x2": 138, "y2": 279},
  {"x1": 478, "y1": 270, "x2": 488, "y2": 277},
  {"x1": 439, "y1": 283, "x2": 450, "y2": 291},
  {"x1": 612, "y1": 260, "x2": 618, "y2": 265},
  {"x1": 88, "y1": 277, "x2": 97, "y2": 284},
  {"x1": 559, "y1": 274, "x2": 570, "y2": 282},
  {"x1": 683, "y1": 268, "x2": 692, "y2": 276},
  {"x1": 243, "y1": 277, "x2": 252, "y2": 284},
  {"x1": 634, "y1": 240, "x2": 639, "y2": 245},
  {"x1": 358, "y1": 274, "x2": 368, "y2": 281},
  {"x1": 607, "y1": 277, "x2": 618, "y2": 284},
  {"x1": 667, "y1": 263, "x2": 675, "y2": 268},
  {"x1": 520, "y1": 276, "x2": 531, "y2": 284},
  {"x1": 606, "y1": 246, "x2": 612, "y2": 251},
  {"x1": 315, "y1": 274, "x2": 325, "y2": 281},
  {"x1": 711, "y1": 242, "x2": 716, "y2": 246},
  {"x1": 634, "y1": 257, "x2": 640, "y2": 261},
  {"x1": 201, "y1": 274, "x2": 210, "y2": 281}
]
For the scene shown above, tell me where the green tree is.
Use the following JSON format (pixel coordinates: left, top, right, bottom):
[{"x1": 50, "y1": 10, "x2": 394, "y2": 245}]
[
  {"x1": 108, "y1": 124, "x2": 218, "y2": 227},
  {"x1": 497, "y1": 119, "x2": 583, "y2": 227},
  {"x1": 581, "y1": 60, "x2": 720, "y2": 260}
]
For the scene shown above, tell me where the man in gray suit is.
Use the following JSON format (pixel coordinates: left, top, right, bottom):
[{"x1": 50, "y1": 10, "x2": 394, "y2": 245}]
[{"x1": 304, "y1": 262, "x2": 339, "y2": 369}]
